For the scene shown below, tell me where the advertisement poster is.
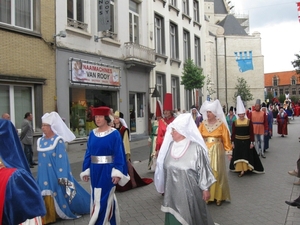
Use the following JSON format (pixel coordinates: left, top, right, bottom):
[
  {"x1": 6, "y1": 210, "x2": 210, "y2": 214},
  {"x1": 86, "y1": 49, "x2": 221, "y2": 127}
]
[{"x1": 70, "y1": 58, "x2": 120, "y2": 87}]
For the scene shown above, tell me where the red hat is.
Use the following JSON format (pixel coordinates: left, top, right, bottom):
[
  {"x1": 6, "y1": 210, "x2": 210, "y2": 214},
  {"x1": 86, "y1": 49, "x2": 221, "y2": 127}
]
[
  {"x1": 92, "y1": 106, "x2": 110, "y2": 116},
  {"x1": 156, "y1": 100, "x2": 163, "y2": 117},
  {"x1": 163, "y1": 93, "x2": 173, "y2": 111}
]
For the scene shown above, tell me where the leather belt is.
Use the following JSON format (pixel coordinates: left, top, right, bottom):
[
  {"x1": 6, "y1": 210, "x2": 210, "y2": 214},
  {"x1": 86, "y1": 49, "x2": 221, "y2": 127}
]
[{"x1": 91, "y1": 155, "x2": 113, "y2": 164}]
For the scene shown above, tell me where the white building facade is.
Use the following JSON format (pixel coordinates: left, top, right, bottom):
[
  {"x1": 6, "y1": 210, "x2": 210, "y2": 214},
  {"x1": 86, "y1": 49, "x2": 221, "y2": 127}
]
[
  {"x1": 148, "y1": 0, "x2": 208, "y2": 113},
  {"x1": 55, "y1": 0, "x2": 155, "y2": 136}
]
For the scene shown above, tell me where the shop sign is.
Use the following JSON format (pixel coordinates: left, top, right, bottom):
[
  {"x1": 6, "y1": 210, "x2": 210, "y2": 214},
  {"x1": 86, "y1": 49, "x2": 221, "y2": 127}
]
[
  {"x1": 70, "y1": 58, "x2": 120, "y2": 87},
  {"x1": 98, "y1": 0, "x2": 111, "y2": 31}
]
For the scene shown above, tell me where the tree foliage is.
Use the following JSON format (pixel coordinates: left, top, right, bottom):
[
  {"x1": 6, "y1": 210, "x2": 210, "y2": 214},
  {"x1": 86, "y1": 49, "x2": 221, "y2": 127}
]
[
  {"x1": 291, "y1": 53, "x2": 300, "y2": 74},
  {"x1": 233, "y1": 77, "x2": 254, "y2": 103},
  {"x1": 181, "y1": 59, "x2": 205, "y2": 90},
  {"x1": 181, "y1": 59, "x2": 206, "y2": 105}
]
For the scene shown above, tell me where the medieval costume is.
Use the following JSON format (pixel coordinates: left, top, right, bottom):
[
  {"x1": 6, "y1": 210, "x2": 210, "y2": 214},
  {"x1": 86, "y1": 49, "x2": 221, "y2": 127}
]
[
  {"x1": 190, "y1": 107, "x2": 203, "y2": 127},
  {"x1": 148, "y1": 100, "x2": 163, "y2": 170},
  {"x1": 277, "y1": 107, "x2": 288, "y2": 137},
  {"x1": 0, "y1": 119, "x2": 46, "y2": 225},
  {"x1": 113, "y1": 111, "x2": 153, "y2": 192},
  {"x1": 156, "y1": 93, "x2": 176, "y2": 154},
  {"x1": 226, "y1": 106, "x2": 237, "y2": 134},
  {"x1": 248, "y1": 99, "x2": 268, "y2": 158},
  {"x1": 81, "y1": 107, "x2": 129, "y2": 225},
  {"x1": 199, "y1": 100, "x2": 232, "y2": 206},
  {"x1": 155, "y1": 114, "x2": 216, "y2": 225},
  {"x1": 229, "y1": 96, "x2": 264, "y2": 176},
  {"x1": 37, "y1": 112, "x2": 90, "y2": 224}
]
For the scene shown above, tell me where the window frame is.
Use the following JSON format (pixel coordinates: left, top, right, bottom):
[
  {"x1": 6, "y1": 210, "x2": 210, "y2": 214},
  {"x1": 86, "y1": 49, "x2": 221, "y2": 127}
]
[
  {"x1": 154, "y1": 13, "x2": 165, "y2": 55},
  {"x1": 0, "y1": 0, "x2": 40, "y2": 33},
  {"x1": 170, "y1": 22, "x2": 179, "y2": 59},
  {"x1": 171, "y1": 75, "x2": 180, "y2": 110},
  {"x1": 129, "y1": 0, "x2": 139, "y2": 43},
  {"x1": 67, "y1": 0, "x2": 85, "y2": 22},
  {"x1": 194, "y1": 36, "x2": 201, "y2": 67},
  {"x1": 182, "y1": 0, "x2": 189, "y2": 15},
  {"x1": 183, "y1": 29, "x2": 190, "y2": 62},
  {"x1": 156, "y1": 73, "x2": 166, "y2": 103},
  {"x1": 193, "y1": 0, "x2": 199, "y2": 22}
]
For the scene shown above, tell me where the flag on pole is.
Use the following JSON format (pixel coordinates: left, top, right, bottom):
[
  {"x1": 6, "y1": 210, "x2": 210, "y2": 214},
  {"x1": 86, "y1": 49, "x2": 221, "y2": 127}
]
[{"x1": 297, "y1": 2, "x2": 300, "y2": 22}]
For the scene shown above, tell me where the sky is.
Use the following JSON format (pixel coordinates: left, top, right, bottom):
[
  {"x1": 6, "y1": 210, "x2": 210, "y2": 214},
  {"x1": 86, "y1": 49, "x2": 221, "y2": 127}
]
[{"x1": 230, "y1": 0, "x2": 300, "y2": 73}]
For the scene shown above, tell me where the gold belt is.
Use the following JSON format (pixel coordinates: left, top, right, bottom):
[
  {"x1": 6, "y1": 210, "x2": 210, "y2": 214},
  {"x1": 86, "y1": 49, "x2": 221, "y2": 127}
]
[
  {"x1": 204, "y1": 137, "x2": 221, "y2": 143},
  {"x1": 235, "y1": 135, "x2": 250, "y2": 140},
  {"x1": 91, "y1": 155, "x2": 113, "y2": 164}
]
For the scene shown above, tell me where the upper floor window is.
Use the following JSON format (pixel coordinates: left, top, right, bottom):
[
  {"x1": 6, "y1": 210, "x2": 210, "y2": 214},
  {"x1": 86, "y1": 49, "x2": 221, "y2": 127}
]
[
  {"x1": 292, "y1": 88, "x2": 296, "y2": 95},
  {"x1": 193, "y1": 0, "x2": 199, "y2": 22},
  {"x1": 183, "y1": 30, "x2": 190, "y2": 62},
  {"x1": 279, "y1": 89, "x2": 283, "y2": 96},
  {"x1": 110, "y1": 0, "x2": 115, "y2": 33},
  {"x1": 194, "y1": 36, "x2": 201, "y2": 67},
  {"x1": 170, "y1": 0, "x2": 177, "y2": 7},
  {"x1": 170, "y1": 22, "x2": 178, "y2": 59},
  {"x1": 182, "y1": 0, "x2": 189, "y2": 15},
  {"x1": 273, "y1": 77, "x2": 278, "y2": 86},
  {"x1": 155, "y1": 14, "x2": 165, "y2": 55},
  {"x1": 291, "y1": 76, "x2": 296, "y2": 85},
  {"x1": 67, "y1": 0, "x2": 84, "y2": 22},
  {"x1": 129, "y1": 0, "x2": 139, "y2": 43},
  {"x1": 0, "y1": 0, "x2": 39, "y2": 31}
]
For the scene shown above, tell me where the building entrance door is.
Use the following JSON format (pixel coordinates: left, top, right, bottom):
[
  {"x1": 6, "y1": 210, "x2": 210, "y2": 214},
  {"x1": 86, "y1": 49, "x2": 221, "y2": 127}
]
[{"x1": 129, "y1": 92, "x2": 145, "y2": 134}]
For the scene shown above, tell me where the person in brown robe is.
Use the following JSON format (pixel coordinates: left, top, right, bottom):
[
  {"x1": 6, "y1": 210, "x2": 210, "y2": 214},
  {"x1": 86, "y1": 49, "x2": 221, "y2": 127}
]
[{"x1": 276, "y1": 107, "x2": 288, "y2": 137}]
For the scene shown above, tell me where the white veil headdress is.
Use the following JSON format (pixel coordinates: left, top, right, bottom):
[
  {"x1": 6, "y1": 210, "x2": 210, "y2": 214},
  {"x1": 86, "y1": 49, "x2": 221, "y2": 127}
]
[
  {"x1": 154, "y1": 113, "x2": 209, "y2": 193},
  {"x1": 42, "y1": 112, "x2": 76, "y2": 142},
  {"x1": 200, "y1": 99, "x2": 230, "y2": 134}
]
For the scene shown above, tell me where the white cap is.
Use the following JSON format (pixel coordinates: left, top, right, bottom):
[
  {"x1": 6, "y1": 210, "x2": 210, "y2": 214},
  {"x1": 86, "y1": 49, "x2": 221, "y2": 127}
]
[
  {"x1": 236, "y1": 96, "x2": 245, "y2": 114},
  {"x1": 42, "y1": 112, "x2": 76, "y2": 142}
]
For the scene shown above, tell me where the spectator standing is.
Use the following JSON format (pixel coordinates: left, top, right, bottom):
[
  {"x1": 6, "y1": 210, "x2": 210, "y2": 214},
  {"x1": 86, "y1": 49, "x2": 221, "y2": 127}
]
[{"x1": 277, "y1": 107, "x2": 288, "y2": 137}]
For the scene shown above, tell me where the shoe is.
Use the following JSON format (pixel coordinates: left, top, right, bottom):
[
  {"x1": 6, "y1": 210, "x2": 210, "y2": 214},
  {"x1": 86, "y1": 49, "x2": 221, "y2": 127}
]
[
  {"x1": 216, "y1": 200, "x2": 222, "y2": 206},
  {"x1": 288, "y1": 170, "x2": 298, "y2": 177},
  {"x1": 238, "y1": 171, "x2": 244, "y2": 177},
  {"x1": 30, "y1": 165, "x2": 34, "y2": 168},
  {"x1": 293, "y1": 180, "x2": 300, "y2": 185},
  {"x1": 261, "y1": 154, "x2": 266, "y2": 158},
  {"x1": 31, "y1": 162, "x2": 38, "y2": 166},
  {"x1": 281, "y1": 135, "x2": 284, "y2": 137},
  {"x1": 285, "y1": 200, "x2": 300, "y2": 207}
]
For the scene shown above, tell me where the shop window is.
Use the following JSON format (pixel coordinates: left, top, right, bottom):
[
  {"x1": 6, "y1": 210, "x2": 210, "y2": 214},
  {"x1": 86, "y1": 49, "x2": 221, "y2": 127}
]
[
  {"x1": 0, "y1": 84, "x2": 33, "y2": 129},
  {"x1": 0, "y1": 0, "x2": 40, "y2": 32},
  {"x1": 70, "y1": 88, "x2": 117, "y2": 137}
]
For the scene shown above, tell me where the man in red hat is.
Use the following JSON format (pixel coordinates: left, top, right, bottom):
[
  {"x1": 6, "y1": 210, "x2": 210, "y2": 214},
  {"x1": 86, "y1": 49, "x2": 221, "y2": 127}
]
[
  {"x1": 155, "y1": 93, "x2": 176, "y2": 156},
  {"x1": 81, "y1": 106, "x2": 129, "y2": 225}
]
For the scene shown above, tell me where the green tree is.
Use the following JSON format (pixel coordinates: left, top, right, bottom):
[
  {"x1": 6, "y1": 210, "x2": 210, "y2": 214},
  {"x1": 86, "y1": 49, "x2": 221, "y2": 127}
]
[
  {"x1": 233, "y1": 77, "x2": 254, "y2": 104},
  {"x1": 266, "y1": 92, "x2": 274, "y2": 102},
  {"x1": 181, "y1": 59, "x2": 205, "y2": 105},
  {"x1": 278, "y1": 94, "x2": 285, "y2": 103},
  {"x1": 291, "y1": 53, "x2": 300, "y2": 74}
]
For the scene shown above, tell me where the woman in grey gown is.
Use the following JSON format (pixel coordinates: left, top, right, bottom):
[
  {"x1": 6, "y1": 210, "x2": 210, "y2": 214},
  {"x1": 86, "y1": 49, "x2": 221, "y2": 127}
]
[{"x1": 154, "y1": 113, "x2": 216, "y2": 225}]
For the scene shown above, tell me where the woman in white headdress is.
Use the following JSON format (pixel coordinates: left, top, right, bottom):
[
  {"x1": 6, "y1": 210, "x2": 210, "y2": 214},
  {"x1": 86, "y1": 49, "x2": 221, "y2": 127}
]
[
  {"x1": 199, "y1": 99, "x2": 232, "y2": 206},
  {"x1": 154, "y1": 113, "x2": 216, "y2": 225},
  {"x1": 36, "y1": 112, "x2": 90, "y2": 224},
  {"x1": 229, "y1": 96, "x2": 264, "y2": 177}
]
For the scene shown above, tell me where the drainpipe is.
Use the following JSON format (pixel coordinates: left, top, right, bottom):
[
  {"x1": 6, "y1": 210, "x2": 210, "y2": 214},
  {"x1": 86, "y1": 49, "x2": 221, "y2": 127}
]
[
  {"x1": 224, "y1": 37, "x2": 228, "y2": 112},
  {"x1": 215, "y1": 36, "x2": 219, "y2": 99}
]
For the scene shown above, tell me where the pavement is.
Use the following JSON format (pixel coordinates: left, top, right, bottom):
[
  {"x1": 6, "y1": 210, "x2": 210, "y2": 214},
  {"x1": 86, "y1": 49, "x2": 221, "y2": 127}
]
[{"x1": 30, "y1": 118, "x2": 300, "y2": 225}]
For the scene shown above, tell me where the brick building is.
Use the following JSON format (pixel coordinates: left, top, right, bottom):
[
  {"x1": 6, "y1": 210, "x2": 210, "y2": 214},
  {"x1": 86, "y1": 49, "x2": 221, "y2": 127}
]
[{"x1": 265, "y1": 70, "x2": 300, "y2": 101}]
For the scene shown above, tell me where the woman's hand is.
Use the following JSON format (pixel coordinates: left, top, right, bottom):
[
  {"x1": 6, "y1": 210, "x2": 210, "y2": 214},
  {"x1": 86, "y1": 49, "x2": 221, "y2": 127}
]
[
  {"x1": 202, "y1": 190, "x2": 210, "y2": 201},
  {"x1": 250, "y1": 143, "x2": 254, "y2": 149},
  {"x1": 82, "y1": 175, "x2": 90, "y2": 182},
  {"x1": 112, "y1": 176, "x2": 121, "y2": 185}
]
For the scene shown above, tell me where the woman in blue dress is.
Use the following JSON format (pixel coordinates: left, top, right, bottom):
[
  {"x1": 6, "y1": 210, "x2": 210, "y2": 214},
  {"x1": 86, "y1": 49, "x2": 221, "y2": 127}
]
[{"x1": 37, "y1": 112, "x2": 90, "y2": 224}]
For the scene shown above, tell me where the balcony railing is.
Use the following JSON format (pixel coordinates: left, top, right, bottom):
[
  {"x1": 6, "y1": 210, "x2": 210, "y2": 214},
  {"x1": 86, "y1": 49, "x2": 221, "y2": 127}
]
[
  {"x1": 67, "y1": 18, "x2": 88, "y2": 32},
  {"x1": 124, "y1": 42, "x2": 156, "y2": 65}
]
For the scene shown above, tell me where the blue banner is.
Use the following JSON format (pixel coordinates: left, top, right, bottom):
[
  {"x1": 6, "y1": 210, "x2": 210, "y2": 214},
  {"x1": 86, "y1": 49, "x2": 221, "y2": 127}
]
[{"x1": 234, "y1": 51, "x2": 254, "y2": 73}]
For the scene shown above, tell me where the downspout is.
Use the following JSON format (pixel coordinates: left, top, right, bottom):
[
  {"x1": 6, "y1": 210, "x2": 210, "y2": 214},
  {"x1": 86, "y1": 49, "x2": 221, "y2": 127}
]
[
  {"x1": 224, "y1": 37, "x2": 228, "y2": 112},
  {"x1": 215, "y1": 36, "x2": 219, "y2": 99}
]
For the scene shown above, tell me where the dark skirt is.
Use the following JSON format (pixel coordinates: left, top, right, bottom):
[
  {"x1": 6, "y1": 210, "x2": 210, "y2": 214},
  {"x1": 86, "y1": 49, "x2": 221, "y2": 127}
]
[{"x1": 229, "y1": 140, "x2": 264, "y2": 173}]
